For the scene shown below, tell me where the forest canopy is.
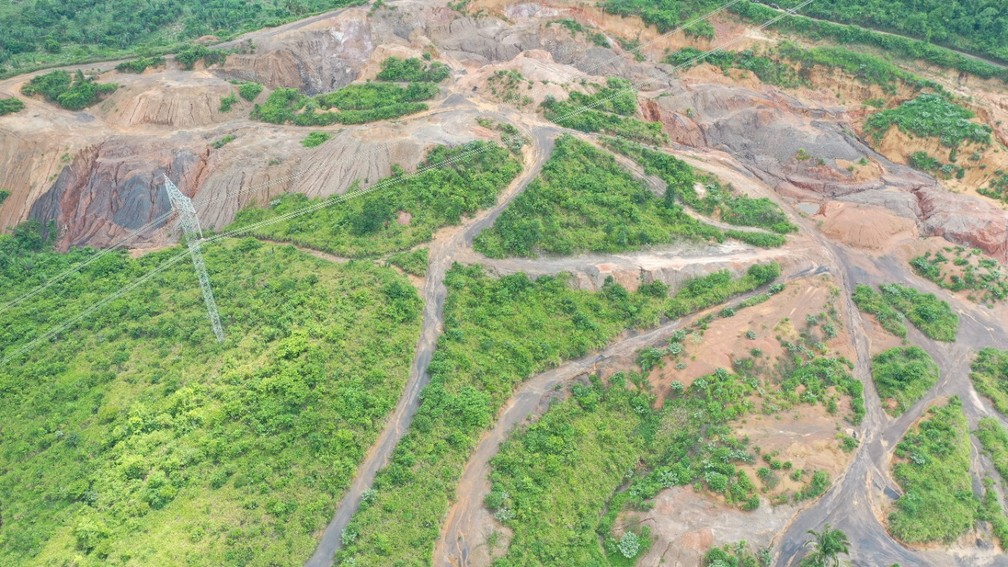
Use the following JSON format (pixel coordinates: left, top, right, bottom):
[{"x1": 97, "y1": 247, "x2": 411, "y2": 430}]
[{"x1": 0, "y1": 0, "x2": 365, "y2": 76}]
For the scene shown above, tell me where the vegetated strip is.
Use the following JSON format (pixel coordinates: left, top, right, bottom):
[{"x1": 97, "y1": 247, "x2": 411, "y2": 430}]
[
  {"x1": 852, "y1": 283, "x2": 958, "y2": 342},
  {"x1": 970, "y1": 348, "x2": 1008, "y2": 416},
  {"x1": 888, "y1": 397, "x2": 977, "y2": 544},
  {"x1": 336, "y1": 262, "x2": 783, "y2": 565}
]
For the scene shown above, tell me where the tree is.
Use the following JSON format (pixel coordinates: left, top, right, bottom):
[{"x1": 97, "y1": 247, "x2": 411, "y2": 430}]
[{"x1": 801, "y1": 524, "x2": 850, "y2": 567}]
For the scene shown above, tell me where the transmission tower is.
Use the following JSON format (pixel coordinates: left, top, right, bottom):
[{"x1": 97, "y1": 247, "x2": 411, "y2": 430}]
[{"x1": 164, "y1": 175, "x2": 225, "y2": 342}]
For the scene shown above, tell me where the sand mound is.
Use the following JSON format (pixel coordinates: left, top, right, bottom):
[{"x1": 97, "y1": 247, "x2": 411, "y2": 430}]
[
  {"x1": 99, "y1": 76, "x2": 239, "y2": 128},
  {"x1": 818, "y1": 201, "x2": 917, "y2": 251}
]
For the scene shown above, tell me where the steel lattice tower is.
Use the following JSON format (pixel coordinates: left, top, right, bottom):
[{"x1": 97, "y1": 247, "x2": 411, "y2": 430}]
[{"x1": 164, "y1": 175, "x2": 225, "y2": 342}]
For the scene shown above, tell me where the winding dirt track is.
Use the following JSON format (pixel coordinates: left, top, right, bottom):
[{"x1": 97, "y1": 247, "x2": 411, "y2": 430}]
[{"x1": 305, "y1": 122, "x2": 556, "y2": 567}]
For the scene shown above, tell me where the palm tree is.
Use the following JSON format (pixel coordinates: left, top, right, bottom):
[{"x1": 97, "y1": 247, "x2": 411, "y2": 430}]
[{"x1": 802, "y1": 524, "x2": 850, "y2": 567}]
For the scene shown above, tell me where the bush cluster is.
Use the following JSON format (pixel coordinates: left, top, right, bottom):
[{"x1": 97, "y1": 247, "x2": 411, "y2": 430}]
[{"x1": 21, "y1": 70, "x2": 117, "y2": 110}]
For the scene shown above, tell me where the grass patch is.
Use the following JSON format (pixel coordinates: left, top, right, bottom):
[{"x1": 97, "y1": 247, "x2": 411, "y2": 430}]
[
  {"x1": 228, "y1": 141, "x2": 520, "y2": 257},
  {"x1": 970, "y1": 348, "x2": 1008, "y2": 416},
  {"x1": 0, "y1": 1, "x2": 366, "y2": 78},
  {"x1": 852, "y1": 283, "x2": 958, "y2": 342},
  {"x1": 473, "y1": 135, "x2": 722, "y2": 258},
  {"x1": 21, "y1": 70, "x2": 117, "y2": 111},
  {"x1": 0, "y1": 96, "x2": 24, "y2": 116},
  {"x1": 300, "y1": 132, "x2": 331, "y2": 148},
  {"x1": 870, "y1": 346, "x2": 939, "y2": 416},
  {"x1": 543, "y1": 77, "x2": 667, "y2": 145},
  {"x1": 911, "y1": 247, "x2": 1007, "y2": 306},
  {"x1": 977, "y1": 418, "x2": 1008, "y2": 485},
  {"x1": 337, "y1": 263, "x2": 781, "y2": 565},
  {"x1": 888, "y1": 397, "x2": 978, "y2": 543},
  {"x1": 865, "y1": 93, "x2": 991, "y2": 149},
  {"x1": 0, "y1": 230, "x2": 421, "y2": 566}
]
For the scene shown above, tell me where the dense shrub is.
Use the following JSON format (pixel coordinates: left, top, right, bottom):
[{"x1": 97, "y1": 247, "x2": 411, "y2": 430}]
[
  {"x1": 300, "y1": 131, "x2": 331, "y2": 148},
  {"x1": 21, "y1": 70, "x2": 117, "y2": 110},
  {"x1": 474, "y1": 135, "x2": 723, "y2": 258},
  {"x1": 114, "y1": 56, "x2": 164, "y2": 73},
  {"x1": 251, "y1": 82, "x2": 437, "y2": 126},
  {"x1": 237, "y1": 81, "x2": 263, "y2": 101},
  {"x1": 865, "y1": 94, "x2": 992, "y2": 149},
  {"x1": 0, "y1": 1, "x2": 366, "y2": 78},
  {"x1": 852, "y1": 283, "x2": 958, "y2": 341},
  {"x1": 0, "y1": 236, "x2": 421, "y2": 565},
  {"x1": 970, "y1": 348, "x2": 1008, "y2": 415},
  {"x1": 174, "y1": 44, "x2": 226, "y2": 70},
  {"x1": 666, "y1": 47, "x2": 803, "y2": 88},
  {"x1": 376, "y1": 56, "x2": 451, "y2": 82},
  {"x1": 871, "y1": 346, "x2": 939, "y2": 416},
  {"x1": 888, "y1": 397, "x2": 978, "y2": 543},
  {"x1": 0, "y1": 96, "x2": 24, "y2": 115}
]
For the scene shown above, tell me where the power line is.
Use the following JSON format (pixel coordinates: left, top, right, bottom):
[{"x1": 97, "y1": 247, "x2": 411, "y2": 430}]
[{"x1": 0, "y1": 0, "x2": 817, "y2": 366}]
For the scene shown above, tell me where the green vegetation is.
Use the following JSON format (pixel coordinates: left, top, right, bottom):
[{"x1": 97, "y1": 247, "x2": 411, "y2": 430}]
[
  {"x1": 552, "y1": 18, "x2": 611, "y2": 47},
  {"x1": 218, "y1": 93, "x2": 238, "y2": 112},
  {"x1": 979, "y1": 171, "x2": 1008, "y2": 206},
  {"x1": 0, "y1": 96, "x2": 24, "y2": 116},
  {"x1": 704, "y1": 542, "x2": 771, "y2": 567},
  {"x1": 210, "y1": 134, "x2": 236, "y2": 149},
  {"x1": 0, "y1": 1, "x2": 366, "y2": 77},
  {"x1": 800, "y1": 525, "x2": 850, "y2": 567},
  {"x1": 852, "y1": 285, "x2": 906, "y2": 338},
  {"x1": 543, "y1": 78, "x2": 667, "y2": 145},
  {"x1": 602, "y1": 1, "x2": 1008, "y2": 81},
  {"x1": 21, "y1": 70, "x2": 117, "y2": 111},
  {"x1": 474, "y1": 136, "x2": 722, "y2": 258},
  {"x1": 375, "y1": 56, "x2": 450, "y2": 82},
  {"x1": 907, "y1": 151, "x2": 965, "y2": 181},
  {"x1": 0, "y1": 230, "x2": 422, "y2": 566},
  {"x1": 300, "y1": 132, "x2": 332, "y2": 148},
  {"x1": 605, "y1": 137, "x2": 797, "y2": 234},
  {"x1": 911, "y1": 247, "x2": 1007, "y2": 305},
  {"x1": 237, "y1": 82, "x2": 264, "y2": 102},
  {"x1": 977, "y1": 418, "x2": 1008, "y2": 485},
  {"x1": 0, "y1": 189, "x2": 9, "y2": 205},
  {"x1": 337, "y1": 263, "x2": 781, "y2": 565},
  {"x1": 865, "y1": 94, "x2": 992, "y2": 149},
  {"x1": 487, "y1": 376, "x2": 658, "y2": 564},
  {"x1": 851, "y1": 283, "x2": 958, "y2": 342},
  {"x1": 485, "y1": 278, "x2": 861, "y2": 563},
  {"x1": 229, "y1": 141, "x2": 520, "y2": 257},
  {"x1": 665, "y1": 48, "x2": 803, "y2": 88},
  {"x1": 251, "y1": 82, "x2": 436, "y2": 126},
  {"x1": 762, "y1": 0, "x2": 1008, "y2": 65},
  {"x1": 776, "y1": 42, "x2": 938, "y2": 93},
  {"x1": 174, "y1": 44, "x2": 226, "y2": 70},
  {"x1": 870, "y1": 346, "x2": 939, "y2": 416},
  {"x1": 114, "y1": 56, "x2": 164, "y2": 74},
  {"x1": 888, "y1": 397, "x2": 978, "y2": 543},
  {"x1": 970, "y1": 348, "x2": 1008, "y2": 415},
  {"x1": 487, "y1": 70, "x2": 533, "y2": 107},
  {"x1": 385, "y1": 248, "x2": 428, "y2": 277}
]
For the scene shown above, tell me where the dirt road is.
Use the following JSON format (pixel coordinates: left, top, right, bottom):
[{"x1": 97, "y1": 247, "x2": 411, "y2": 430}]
[{"x1": 305, "y1": 123, "x2": 555, "y2": 567}]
